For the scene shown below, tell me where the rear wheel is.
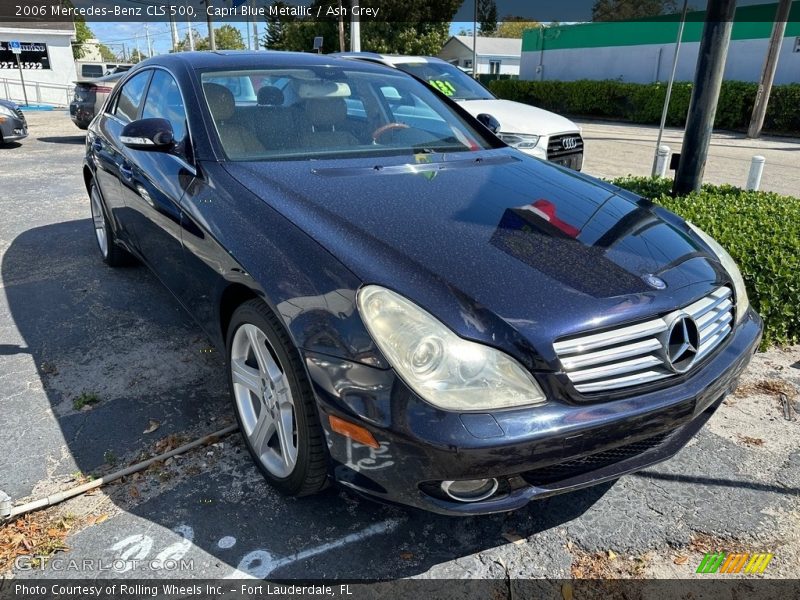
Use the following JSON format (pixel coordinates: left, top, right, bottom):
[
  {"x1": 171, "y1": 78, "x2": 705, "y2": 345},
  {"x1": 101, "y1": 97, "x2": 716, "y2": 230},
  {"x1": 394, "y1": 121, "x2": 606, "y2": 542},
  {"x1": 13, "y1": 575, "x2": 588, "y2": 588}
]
[
  {"x1": 90, "y1": 181, "x2": 133, "y2": 267},
  {"x1": 227, "y1": 299, "x2": 328, "y2": 496}
]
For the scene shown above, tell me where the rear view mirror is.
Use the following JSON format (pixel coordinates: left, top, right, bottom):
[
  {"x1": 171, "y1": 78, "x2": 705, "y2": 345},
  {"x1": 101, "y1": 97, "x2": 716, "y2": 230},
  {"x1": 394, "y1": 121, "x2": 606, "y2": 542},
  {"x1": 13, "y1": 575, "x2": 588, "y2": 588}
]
[
  {"x1": 120, "y1": 118, "x2": 175, "y2": 151},
  {"x1": 476, "y1": 113, "x2": 501, "y2": 134}
]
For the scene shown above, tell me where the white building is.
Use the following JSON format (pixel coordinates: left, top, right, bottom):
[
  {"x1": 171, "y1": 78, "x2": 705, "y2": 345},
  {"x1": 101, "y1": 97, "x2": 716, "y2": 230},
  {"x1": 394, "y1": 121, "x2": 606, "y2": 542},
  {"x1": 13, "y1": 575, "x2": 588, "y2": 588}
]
[
  {"x1": 438, "y1": 35, "x2": 522, "y2": 76},
  {"x1": 519, "y1": 2, "x2": 800, "y2": 84},
  {"x1": 0, "y1": 21, "x2": 77, "y2": 106}
]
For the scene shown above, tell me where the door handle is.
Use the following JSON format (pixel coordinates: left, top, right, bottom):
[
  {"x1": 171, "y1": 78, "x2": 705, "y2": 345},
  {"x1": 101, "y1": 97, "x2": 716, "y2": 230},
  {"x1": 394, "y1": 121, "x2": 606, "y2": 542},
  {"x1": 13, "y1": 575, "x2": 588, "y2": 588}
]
[{"x1": 119, "y1": 163, "x2": 133, "y2": 180}]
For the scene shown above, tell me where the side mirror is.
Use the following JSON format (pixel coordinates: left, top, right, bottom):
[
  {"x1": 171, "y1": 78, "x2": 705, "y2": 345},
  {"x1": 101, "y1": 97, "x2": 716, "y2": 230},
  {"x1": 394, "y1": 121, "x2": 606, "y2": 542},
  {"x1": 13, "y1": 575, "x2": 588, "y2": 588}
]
[
  {"x1": 120, "y1": 118, "x2": 175, "y2": 151},
  {"x1": 476, "y1": 113, "x2": 501, "y2": 134}
]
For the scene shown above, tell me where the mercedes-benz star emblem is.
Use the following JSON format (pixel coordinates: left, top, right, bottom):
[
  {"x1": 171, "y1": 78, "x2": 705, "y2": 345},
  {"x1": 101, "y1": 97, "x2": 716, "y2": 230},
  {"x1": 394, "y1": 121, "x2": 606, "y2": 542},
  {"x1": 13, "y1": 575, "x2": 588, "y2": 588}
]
[
  {"x1": 642, "y1": 273, "x2": 667, "y2": 289},
  {"x1": 665, "y1": 314, "x2": 700, "y2": 373}
]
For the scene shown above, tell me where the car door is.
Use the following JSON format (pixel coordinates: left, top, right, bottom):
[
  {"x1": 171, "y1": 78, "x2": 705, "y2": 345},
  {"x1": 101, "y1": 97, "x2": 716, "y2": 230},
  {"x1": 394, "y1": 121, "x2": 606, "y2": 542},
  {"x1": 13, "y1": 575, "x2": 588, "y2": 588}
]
[
  {"x1": 91, "y1": 69, "x2": 152, "y2": 244},
  {"x1": 117, "y1": 68, "x2": 196, "y2": 285}
]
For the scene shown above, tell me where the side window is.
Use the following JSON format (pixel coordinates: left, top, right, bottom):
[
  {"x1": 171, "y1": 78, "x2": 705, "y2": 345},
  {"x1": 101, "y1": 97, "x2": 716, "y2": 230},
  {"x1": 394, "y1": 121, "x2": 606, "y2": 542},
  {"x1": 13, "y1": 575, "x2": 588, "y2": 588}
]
[
  {"x1": 114, "y1": 71, "x2": 151, "y2": 124},
  {"x1": 142, "y1": 70, "x2": 188, "y2": 143}
]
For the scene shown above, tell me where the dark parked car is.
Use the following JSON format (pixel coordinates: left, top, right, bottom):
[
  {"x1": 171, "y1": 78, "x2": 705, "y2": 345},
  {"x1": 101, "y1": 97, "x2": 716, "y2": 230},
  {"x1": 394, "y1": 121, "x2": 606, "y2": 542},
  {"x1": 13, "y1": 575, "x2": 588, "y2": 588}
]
[
  {"x1": 70, "y1": 72, "x2": 123, "y2": 130},
  {"x1": 84, "y1": 52, "x2": 761, "y2": 515},
  {"x1": 0, "y1": 99, "x2": 27, "y2": 144}
]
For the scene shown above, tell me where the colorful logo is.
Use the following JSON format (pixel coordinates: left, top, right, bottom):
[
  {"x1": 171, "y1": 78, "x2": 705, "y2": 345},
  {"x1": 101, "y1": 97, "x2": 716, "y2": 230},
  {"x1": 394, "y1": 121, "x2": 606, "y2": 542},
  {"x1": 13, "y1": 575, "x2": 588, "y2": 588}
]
[{"x1": 696, "y1": 552, "x2": 774, "y2": 574}]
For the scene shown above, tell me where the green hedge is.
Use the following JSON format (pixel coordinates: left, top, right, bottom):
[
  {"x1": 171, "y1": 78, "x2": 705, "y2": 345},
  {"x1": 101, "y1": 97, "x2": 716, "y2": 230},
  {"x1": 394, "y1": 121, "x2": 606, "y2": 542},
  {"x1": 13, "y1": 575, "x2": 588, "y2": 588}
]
[
  {"x1": 611, "y1": 177, "x2": 800, "y2": 348},
  {"x1": 488, "y1": 79, "x2": 800, "y2": 134}
]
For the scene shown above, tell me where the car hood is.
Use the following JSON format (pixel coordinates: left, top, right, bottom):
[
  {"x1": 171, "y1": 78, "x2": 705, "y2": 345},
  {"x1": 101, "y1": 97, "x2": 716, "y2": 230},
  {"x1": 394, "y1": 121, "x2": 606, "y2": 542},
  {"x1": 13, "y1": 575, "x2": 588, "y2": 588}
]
[
  {"x1": 456, "y1": 99, "x2": 579, "y2": 137},
  {"x1": 223, "y1": 150, "x2": 723, "y2": 355}
]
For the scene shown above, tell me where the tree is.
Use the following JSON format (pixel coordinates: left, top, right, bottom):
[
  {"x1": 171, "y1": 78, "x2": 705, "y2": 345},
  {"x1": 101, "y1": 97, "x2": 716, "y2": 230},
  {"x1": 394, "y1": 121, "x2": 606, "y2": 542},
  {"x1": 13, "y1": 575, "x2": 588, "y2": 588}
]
[
  {"x1": 129, "y1": 49, "x2": 148, "y2": 63},
  {"x1": 177, "y1": 29, "x2": 204, "y2": 51},
  {"x1": 98, "y1": 43, "x2": 117, "y2": 62},
  {"x1": 179, "y1": 24, "x2": 245, "y2": 51},
  {"x1": 72, "y1": 18, "x2": 93, "y2": 59},
  {"x1": 262, "y1": 1, "x2": 288, "y2": 49},
  {"x1": 592, "y1": 0, "x2": 680, "y2": 21},
  {"x1": 477, "y1": 0, "x2": 498, "y2": 36},
  {"x1": 267, "y1": 0, "x2": 460, "y2": 55},
  {"x1": 212, "y1": 24, "x2": 246, "y2": 50},
  {"x1": 494, "y1": 17, "x2": 539, "y2": 39}
]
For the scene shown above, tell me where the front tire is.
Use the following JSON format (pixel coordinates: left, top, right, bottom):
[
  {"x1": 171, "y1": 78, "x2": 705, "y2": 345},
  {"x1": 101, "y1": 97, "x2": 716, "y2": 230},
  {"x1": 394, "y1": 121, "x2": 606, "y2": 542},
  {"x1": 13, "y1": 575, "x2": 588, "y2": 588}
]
[
  {"x1": 227, "y1": 299, "x2": 328, "y2": 496},
  {"x1": 89, "y1": 181, "x2": 133, "y2": 267}
]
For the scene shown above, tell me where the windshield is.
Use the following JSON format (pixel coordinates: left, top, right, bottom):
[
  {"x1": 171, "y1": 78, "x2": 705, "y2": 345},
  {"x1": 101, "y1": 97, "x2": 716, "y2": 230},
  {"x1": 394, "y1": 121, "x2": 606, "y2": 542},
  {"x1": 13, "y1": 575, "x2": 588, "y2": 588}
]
[
  {"x1": 200, "y1": 67, "x2": 493, "y2": 161},
  {"x1": 393, "y1": 62, "x2": 494, "y2": 101}
]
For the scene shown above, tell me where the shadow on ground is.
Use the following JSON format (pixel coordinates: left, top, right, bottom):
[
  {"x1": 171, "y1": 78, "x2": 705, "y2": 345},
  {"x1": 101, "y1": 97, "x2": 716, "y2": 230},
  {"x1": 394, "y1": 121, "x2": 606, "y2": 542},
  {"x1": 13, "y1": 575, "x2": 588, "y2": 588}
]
[
  {"x1": 2, "y1": 219, "x2": 612, "y2": 578},
  {"x1": 37, "y1": 136, "x2": 86, "y2": 145}
]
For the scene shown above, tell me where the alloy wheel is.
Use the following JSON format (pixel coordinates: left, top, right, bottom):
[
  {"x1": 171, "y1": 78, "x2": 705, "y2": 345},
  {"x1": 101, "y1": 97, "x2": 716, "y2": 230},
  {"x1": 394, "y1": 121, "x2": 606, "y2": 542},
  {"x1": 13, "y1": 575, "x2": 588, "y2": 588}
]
[
  {"x1": 90, "y1": 187, "x2": 108, "y2": 258},
  {"x1": 230, "y1": 323, "x2": 299, "y2": 478}
]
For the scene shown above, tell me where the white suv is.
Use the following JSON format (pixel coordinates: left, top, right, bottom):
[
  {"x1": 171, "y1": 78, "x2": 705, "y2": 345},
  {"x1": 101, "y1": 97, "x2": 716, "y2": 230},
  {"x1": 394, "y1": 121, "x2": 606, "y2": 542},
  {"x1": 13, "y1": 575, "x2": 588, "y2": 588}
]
[{"x1": 336, "y1": 53, "x2": 584, "y2": 171}]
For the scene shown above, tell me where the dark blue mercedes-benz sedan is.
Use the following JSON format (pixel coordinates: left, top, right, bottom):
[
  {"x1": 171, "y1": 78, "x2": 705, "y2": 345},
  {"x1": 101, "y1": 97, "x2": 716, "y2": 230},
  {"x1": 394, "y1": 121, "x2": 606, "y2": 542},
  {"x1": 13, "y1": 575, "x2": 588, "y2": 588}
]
[{"x1": 83, "y1": 51, "x2": 761, "y2": 515}]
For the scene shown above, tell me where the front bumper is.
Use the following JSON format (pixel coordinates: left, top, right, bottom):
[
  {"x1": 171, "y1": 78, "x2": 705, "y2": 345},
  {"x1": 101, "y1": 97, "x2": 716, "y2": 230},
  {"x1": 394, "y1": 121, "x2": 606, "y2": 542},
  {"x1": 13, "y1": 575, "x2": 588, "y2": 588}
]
[
  {"x1": 0, "y1": 116, "x2": 27, "y2": 142},
  {"x1": 306, "y1": 309, "x2": 761, "y2": 515}
]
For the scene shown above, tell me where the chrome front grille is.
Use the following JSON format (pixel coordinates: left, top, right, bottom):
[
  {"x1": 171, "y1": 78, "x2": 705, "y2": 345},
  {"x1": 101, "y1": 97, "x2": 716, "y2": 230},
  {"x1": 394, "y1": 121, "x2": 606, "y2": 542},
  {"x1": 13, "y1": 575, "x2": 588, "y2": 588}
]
[{"x1": 554, "y1": 287, "x2": 734, "y2": 394}]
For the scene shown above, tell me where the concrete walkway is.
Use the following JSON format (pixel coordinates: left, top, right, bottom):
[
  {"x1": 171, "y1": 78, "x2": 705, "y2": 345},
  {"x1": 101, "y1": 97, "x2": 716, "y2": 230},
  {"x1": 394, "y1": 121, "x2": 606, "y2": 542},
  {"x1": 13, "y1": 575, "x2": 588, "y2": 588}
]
[{"x1": 578, "y1": 120, "x2": 800, "y2": 197}]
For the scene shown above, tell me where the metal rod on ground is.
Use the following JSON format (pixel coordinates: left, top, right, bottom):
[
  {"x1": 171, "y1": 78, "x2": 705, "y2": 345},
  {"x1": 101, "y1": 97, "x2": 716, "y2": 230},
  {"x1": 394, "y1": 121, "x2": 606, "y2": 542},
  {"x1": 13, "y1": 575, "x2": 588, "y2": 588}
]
[
  {"x1": 746, "y1": 155, "x2": 765, "y2": 190},
  {"x1": 651, "y1": 0, "x2": 688, "y2": 177},
  {"x1": 747, "y1": 0, "x2": 792, "y2": 139},
  {"x1": 673, "y1": 0, "x2": 737, "y2": 196},
  {"x1": 1, "y1": 425, "x2": 238, "y2": 521},
  {"x1": 15, "y1": 54, "x2": 28, "y2": 106}
]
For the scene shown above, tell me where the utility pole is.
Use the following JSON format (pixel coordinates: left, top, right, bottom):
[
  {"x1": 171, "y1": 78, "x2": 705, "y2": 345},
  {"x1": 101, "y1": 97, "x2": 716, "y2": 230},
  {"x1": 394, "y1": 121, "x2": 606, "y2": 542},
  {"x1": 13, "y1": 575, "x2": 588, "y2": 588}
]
[
  {"x1": 338, "y1": 0, "x2": 345, "y2": 52},
  {"x1": 747, "y1": 0, "x2": 791, "y2": 138},
  {"x1": 205, "y1": 1, "x2": 216, "y2": 50},
  {"x1": 187, "y1": 13, "x2": 195, "y2": 51},
  {"x1": 145, "y1": 23, "x2": 153, "y2": 56},
  {"x1": 169, "y1": 8, "x2": 180, "y2": 53},
  {"x1": 472, "y1": 0, "x2": 478, "y2": 78},
  {"x1": 350, "y1": 0, "x2": 360, "y2": 51},
  {"x1": 252, "y1": 0, "x2": 260, "y2": 50},
  {"x1": 673, "y1": 0, "x2": 737, "y2": 196}
]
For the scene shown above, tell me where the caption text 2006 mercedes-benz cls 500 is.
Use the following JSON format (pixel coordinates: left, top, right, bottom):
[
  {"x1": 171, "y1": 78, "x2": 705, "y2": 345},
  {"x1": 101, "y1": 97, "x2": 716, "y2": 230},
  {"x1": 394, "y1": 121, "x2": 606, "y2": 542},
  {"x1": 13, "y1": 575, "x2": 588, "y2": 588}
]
[{"x1": 83, "y1": 51, "x2": 761, "y2": 515}]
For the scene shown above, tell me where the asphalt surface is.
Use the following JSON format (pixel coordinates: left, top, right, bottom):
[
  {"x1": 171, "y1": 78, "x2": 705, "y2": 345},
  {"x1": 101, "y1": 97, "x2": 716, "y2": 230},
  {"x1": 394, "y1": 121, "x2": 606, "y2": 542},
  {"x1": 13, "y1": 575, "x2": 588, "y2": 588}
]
[{"x1": 1, "y1": 111, "x2": 798, "y2": 581}]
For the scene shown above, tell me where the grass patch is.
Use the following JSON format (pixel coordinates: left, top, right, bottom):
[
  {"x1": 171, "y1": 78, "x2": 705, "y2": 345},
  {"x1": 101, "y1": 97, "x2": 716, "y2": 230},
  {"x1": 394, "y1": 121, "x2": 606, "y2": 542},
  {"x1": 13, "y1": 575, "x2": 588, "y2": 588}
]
[{"x1": 72, "y1": 392, "x2": 100, "y2": 411}]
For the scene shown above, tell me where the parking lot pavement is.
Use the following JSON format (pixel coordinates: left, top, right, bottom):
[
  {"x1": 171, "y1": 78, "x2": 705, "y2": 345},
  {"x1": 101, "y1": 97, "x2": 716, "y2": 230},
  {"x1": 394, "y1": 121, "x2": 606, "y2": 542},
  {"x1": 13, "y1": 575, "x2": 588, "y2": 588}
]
[
  {"x1": 1, "y1": 111, "x2": 799, "y2": 581},
  {"x1": 579, "y1": 120, "x2": 800, "y2": 197}
]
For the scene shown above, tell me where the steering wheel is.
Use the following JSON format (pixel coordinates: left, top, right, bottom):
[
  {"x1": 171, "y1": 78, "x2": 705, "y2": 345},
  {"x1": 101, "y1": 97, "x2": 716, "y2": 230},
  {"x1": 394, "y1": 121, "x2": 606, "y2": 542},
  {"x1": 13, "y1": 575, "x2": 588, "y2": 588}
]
[{"x1": 372, "y1": 122, "x2": 410, "y2": 143}]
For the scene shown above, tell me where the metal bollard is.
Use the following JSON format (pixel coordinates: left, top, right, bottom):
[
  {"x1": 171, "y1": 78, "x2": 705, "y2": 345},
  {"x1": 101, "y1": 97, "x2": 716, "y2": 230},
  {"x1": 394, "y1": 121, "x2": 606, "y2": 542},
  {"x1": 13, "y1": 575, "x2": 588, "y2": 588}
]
[
  {"x1": 0, "y1": 490, "x2": 11, "y2": 520},
  {"x1": 746, "y1": 155, "x2": 765, "y2": 191},
  {"x1": 655, "y1": 145, "x2": 671, "y2": 178}
]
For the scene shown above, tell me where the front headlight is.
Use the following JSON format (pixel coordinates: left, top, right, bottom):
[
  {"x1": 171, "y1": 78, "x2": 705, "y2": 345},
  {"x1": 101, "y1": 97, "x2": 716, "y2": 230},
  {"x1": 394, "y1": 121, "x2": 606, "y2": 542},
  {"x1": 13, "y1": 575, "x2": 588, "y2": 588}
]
[
  {"x1": 688, "y1": 222, "x2": 750, "y2": 323},
  {"x1": 357, "y1": 285, "x2": 546, "y2": 411},
  {"x1": 497, "y1": 132, "x2": 540, "y2": 150},
  {"x1": 0, "y1": 104, "x2": 15, "y2": 118}
]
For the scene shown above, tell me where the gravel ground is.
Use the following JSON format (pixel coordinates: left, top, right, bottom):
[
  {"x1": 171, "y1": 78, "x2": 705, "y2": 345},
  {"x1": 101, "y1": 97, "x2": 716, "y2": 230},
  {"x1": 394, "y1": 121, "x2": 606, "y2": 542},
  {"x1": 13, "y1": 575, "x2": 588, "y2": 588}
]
[{"x1": 0, "y1": 111, "x2": 798, "y2": 583}]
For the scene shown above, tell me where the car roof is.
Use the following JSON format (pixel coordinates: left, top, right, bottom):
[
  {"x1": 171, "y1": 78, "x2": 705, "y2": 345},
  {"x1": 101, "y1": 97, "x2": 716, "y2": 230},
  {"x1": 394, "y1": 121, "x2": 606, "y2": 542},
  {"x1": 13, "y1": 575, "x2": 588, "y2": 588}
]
[
  {"x1": 140, "y1": 50, "x2": 399, "y2": 74},
  {"x1": 334, "y1": 52, "x2": 450, "y2": 67}
]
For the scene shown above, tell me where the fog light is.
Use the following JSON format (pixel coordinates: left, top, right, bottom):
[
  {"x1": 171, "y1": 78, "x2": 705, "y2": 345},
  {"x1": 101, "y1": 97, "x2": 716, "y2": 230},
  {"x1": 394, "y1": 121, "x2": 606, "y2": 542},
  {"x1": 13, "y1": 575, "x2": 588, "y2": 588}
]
[{"x1": 440, "y1": 478, "x2": 498, "y2": 503}]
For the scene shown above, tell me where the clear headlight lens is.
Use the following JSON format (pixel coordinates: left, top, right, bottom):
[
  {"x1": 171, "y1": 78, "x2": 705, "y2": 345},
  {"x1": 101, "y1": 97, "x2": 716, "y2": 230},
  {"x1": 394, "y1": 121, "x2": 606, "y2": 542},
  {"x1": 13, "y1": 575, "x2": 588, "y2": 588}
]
[
  {"x1": 357, "y1": 285, "x2": 546, "y2": 411},
  {"x1": 688, "y1": 222, "x2": 750, "y2": 323},
  {"x1": 0, "y1": 104, "x2": 15, "y2": 118},
  {"x1": 497, "y1": 132, "x2": 540, "y2": 150}
]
